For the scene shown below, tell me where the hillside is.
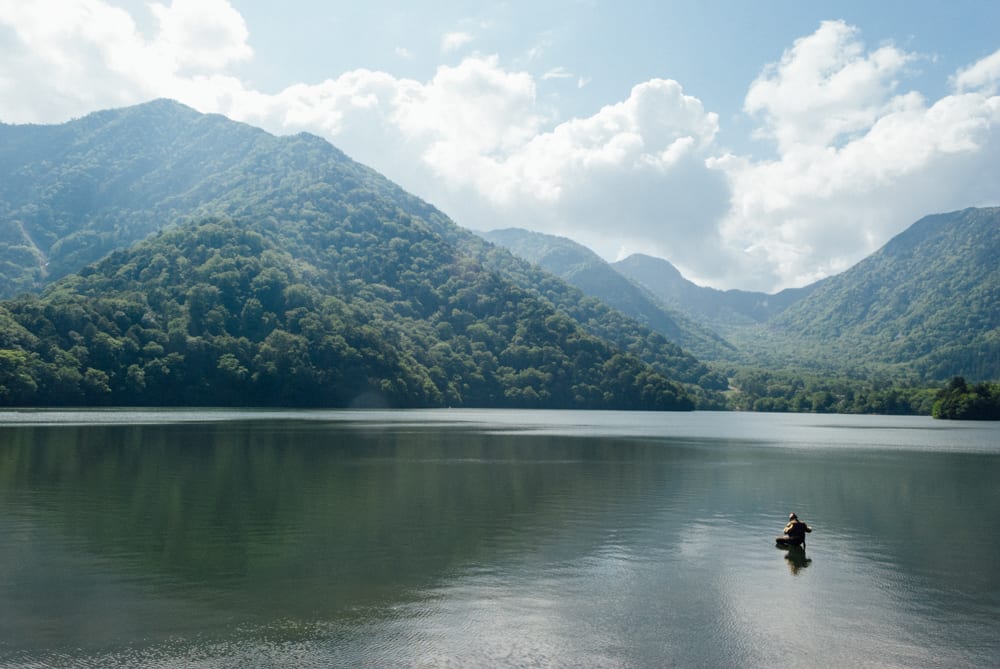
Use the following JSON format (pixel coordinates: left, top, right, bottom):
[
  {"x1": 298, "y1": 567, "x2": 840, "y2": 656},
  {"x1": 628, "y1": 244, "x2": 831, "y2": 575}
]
[
  {"x1": 612, "y1": 253, "x2": 819, "y2": 333},
  {"x1": 1, "y1": 101, "x2": 271, "y2": 295},
  {"x1": 482, "y1": 228, "x2": 735, "y2": 361},
  {"x1": 1, "y1": 218, "x2": 705, "y2": 409},
  {"x1": 0, "y1": 100, "x2": 726, "y2": 409},
  {"x1": 766, "y1": 207, "x2": 1000, "y2": 380}
]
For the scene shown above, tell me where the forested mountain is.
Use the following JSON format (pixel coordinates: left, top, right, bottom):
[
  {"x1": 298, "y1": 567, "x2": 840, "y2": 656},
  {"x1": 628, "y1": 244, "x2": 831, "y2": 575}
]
[
  {"x1": 0, "y1": 100, "x2": 725, "y2": 409},
  {"x1": 767, "y1": 207, "x2": 1000, "y2": 380},
  {"x1": 499, "y1": 210, "x2": 999, "y2": 384},
  {"x1": 612, "y1": 253, "x2": 820, "y2": 333},
  {"x1": 1, "y1": 100, "x2": 282, "y2": 296},
  {"x1": 482, "y1": 228, "x2": 735, "y2": 361},
  {"x1": 1, "y1": 100, "x2": 994, "y2": 412}
]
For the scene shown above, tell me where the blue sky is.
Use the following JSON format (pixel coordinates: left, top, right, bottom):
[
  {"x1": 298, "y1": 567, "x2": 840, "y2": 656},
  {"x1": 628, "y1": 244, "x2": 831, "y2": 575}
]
[
  {"x1": 2, "y1": 1, "x2": 999, "y2": 290},
  {"x1": 221, "y1": 1, "x2": 1000, "y2": 148}
]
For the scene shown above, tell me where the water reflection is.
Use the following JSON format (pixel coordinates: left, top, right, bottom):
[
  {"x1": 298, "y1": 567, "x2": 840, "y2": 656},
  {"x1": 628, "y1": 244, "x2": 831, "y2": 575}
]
[
  {"x1": 780, "y1": 545, "x2": 813, "y2": 575},
  {"x1": 0, "y1": 421, "x2": 699, "y2": 647},
  {"x1": 0, "y1": 412, "x2": 998, "y2": 668}
]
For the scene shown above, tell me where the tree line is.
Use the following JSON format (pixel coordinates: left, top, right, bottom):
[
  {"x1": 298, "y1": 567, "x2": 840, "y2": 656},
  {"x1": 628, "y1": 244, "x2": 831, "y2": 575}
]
[
  {"x1": 932, "y1": 377, "x2": 1000, "y2": 420},
  {"x1": 0, "y1": 218, "x2": 693, "y2": 411}
]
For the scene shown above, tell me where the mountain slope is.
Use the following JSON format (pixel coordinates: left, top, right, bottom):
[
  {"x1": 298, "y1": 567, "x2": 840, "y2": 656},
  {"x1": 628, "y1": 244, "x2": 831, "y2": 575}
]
[
  {"x1": 0, "y1": 100, "x2": 724, "y2": 408},
  {"x1": 483, "y1": 228, "x2": 735, "y2": 361},
  {"x1": 0, "y1": 217, "x2": 696, "y2": 409},
  {"x1": 768, "y1": 207, "x2": 1000, "y2": 379},
  {"x1": 0, "y1": 100, "x2": 451, "y2": 295},
  {"x1": 0, "y1": 101, "x2": 722, "y2": 392},
  {"x1": 612, "y1": 253, "x2": 819, "y2": 332},
  {"x1": 2, "y1": 100, "x2": 265, "y2": 294}
]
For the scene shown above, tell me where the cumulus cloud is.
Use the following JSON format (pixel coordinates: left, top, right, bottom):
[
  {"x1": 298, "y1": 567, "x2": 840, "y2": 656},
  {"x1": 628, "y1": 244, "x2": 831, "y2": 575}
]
[
  {"x1": 1, "y1": 4, "x2": 998, "y2": 292},
  {"x1": 0, "y1": 0, "x2": 152, "y2": 121},
  {"x1": 744, "y1": 21, "x2": 917, "y2": 152},
  {"x1": 952, "y1": 47, "x2": 1000, "y2": 94},
  {"x1": 0, "y1": 0, "x2": 252, "y2": 122},
  {"x1": 474, "y1": 79, "x2": 730, "y2": 267},
  {"x1": 719, "y1": 21, "x2": 1000, "y2": 289},
  {"x1": 149, "y1": 0, "x2": 251, "y2": 71},
  {"x1": 441, "y1": 31, "x2": 473, "y2": 53}
]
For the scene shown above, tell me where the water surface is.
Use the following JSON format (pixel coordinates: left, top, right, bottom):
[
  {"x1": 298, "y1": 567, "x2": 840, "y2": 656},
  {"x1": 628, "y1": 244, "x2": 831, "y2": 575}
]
[{"x1": 1, "y1": 410, "x2": 997, "y2": 668}]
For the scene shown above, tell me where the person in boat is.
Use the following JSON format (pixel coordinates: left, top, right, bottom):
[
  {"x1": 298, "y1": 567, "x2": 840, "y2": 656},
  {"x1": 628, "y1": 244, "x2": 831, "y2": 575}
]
[{"x1": 781, "y1": 512, "x2": 812, "y2": 546}]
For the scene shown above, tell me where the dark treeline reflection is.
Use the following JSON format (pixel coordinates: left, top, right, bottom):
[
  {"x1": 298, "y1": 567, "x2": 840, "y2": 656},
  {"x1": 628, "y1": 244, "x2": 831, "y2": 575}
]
[{"x1": 0, "y1": 420, "x2": 690, "y2": 624}]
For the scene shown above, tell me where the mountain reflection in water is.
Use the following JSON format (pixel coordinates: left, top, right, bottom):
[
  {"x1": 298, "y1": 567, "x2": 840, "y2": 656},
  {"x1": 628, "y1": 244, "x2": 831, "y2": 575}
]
[{"x1": 1, "y1": 410, "x2": 998, "y2": 668}]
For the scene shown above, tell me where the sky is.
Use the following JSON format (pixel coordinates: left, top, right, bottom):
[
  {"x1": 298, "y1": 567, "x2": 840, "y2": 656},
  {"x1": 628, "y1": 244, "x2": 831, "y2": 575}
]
[{"x1": 1, "y1": 1, "x2": 999, "y2": 292}]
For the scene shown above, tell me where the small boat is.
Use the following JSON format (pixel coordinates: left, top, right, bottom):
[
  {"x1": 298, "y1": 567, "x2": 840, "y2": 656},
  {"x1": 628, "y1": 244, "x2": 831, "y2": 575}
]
[{"x1": 777, "y1": 514, "x2": 811, "y2": 547}]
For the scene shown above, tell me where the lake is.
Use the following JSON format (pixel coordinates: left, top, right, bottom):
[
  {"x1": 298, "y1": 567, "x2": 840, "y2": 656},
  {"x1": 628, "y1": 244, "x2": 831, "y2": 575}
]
[{"x1": 1, "y1": 409, "x2": 998, "y2": 668}]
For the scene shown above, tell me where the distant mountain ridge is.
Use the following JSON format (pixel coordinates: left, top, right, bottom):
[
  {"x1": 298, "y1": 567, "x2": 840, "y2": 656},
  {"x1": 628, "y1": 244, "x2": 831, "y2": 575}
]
[
  {"x1": 482, "y1": 228, "x2": 735, "y2": 360},
  {"x1": 612, "y1": 254, "x2": 822, "y2": 331},
  {"x1": 486, "y1": 208, "x2": 999, "y2": 381},
  {"x1": 481, "y1": 228, "x2": 823, "y2": 354}
]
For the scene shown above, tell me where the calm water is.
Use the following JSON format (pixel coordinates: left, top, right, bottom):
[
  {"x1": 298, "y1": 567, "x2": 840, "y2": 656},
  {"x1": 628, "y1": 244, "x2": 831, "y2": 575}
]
[{"x1": 0, "y1": 410, "x2": 998, "y2": 668}]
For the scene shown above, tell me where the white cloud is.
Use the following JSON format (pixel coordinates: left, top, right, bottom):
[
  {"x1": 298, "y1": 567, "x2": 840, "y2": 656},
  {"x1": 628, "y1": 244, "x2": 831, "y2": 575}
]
[
  {"x1": 0, "y1": 0, "x2": 153, "y2": 121},
  {"x1": 542, "y1": 66, "x2": 574, "y2": 81},
  {"x1": 716, "y1": 23, "x2": 1000, "y2": 289},
  {"x1": 522, "y1": 34, "x2": 553, "y2": 64},
  {"x1": 493, "y1": 78, "x2": 721, "y2": 204},
  {"x1": 410, "y1": 77, "x2": 732, "y2": 274},
  {"x1": 744, "y1": 20, "x2": 916, "y2": 152},
  {"x1": 393, "y1": 56, "x2": 542, "y2": 159},
  {"x1": 395, "y1": 46, "x2": 413, "y2": 60},
  {"x1": 441, "y1": 31, "x2": 473, "y2": 53},
  {"x1": 149, "y1": 0, "x2": 251, "y2": 72},
  {"x1": 0, "y1": 0, "x2": 251, "y2": 122},
  {"x1": 1, "y1": 5, "x2": 999, "y2": 292},
  {"x1": 952, "y1": 47, "x2": 1000, "y2": 94}
]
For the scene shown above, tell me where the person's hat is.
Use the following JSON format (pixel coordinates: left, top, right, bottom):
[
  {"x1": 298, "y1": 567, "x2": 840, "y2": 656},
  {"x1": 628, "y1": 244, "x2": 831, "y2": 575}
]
[{"x1": 789, "y1": 512, "x2": 798, "y2": 519}]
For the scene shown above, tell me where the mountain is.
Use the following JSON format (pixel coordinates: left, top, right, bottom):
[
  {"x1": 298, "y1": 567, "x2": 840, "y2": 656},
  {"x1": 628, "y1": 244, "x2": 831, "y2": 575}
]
[
  {"x1": 1, "y1": 100, "x2": 272, "y2": 295},
  {"x1": 482, "y1": 228, "x2": 735, "y2": 361},
  {"x1": 766, "y1": 207, "x2": 1000, "y2": 380},
  {"x1": 0, "y1": 100, "x2": 724, "y2": 409},
  {"x1": 612, "y1": 253, "x2": 820, "y2": 333},
  {"x1": 600, "y1": 210, "x2": 999, "y2": 382},
  {"x1": 487, "y1": 210, "x2": 999, "y2": 384}
]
